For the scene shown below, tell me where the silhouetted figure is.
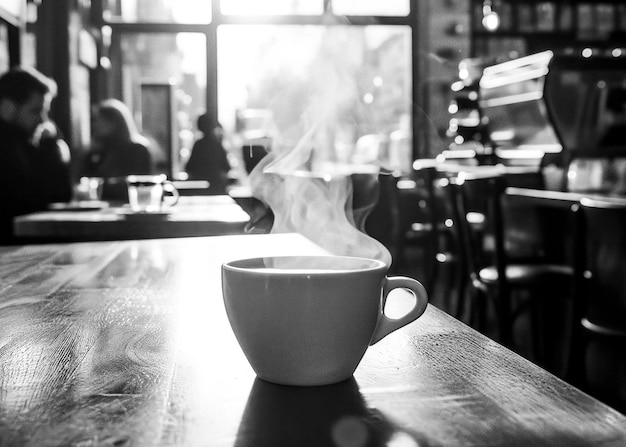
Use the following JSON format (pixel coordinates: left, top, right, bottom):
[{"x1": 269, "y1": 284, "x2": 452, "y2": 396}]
[
  {"x1": 83, "y1": 98, "x2": 154, "y2": 200},
  {"x1": 0, "y1": 66, "x2": 72, "y2": 244},
  {"x1": 186, "y1": 113, "x2": 230, "y2": 194}
]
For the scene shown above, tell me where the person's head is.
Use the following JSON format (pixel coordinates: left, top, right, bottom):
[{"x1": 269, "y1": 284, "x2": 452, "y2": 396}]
[
  {"x1": 92, "y1": 98, "x2": 142, "y2": 143},
  {"x1": 197, "y1": 113, "x2": 212, "y2": 135},
  {"x1": 0, "y1": 66, "x2": 57, "y2": 137},
  {"x1": 197, "y1": 112, "x2": 223, "y2": 140}
]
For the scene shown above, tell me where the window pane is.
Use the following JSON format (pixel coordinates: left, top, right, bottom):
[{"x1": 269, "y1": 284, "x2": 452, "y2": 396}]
[
  {"x1": 332, "y1": 0, "x2": 410, "y2": 17},
  {"x1": 218, "y1": 25, "x2": 412, "y2": 175},
  {"x1": 112, "y1": 33, "x2": 206, "y2": 178},
  {"x1": 221, "y1": 0, "x2": 323, "y2": 16},
  {"x1": 103, "y1": 0, "x2": 212, "y2": 23}
]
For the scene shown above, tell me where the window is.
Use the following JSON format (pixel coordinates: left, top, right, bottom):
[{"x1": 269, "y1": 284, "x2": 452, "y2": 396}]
[
  {"x1": 110, "y1": 32, "x2": 206, "y2": 176},
  {"x1": 332, "y1": 0, "x2": 410, "y2": 16},
  {"x1": 218, "y1": 25, "x2": 411, "y2": 172},
  {"x1": 103, "y1": 0, "x2": 212, "y2": 23},
  {"x1": 99, "y1": 0, "x2": 417, "y2": 179},
  {"x1": 103, "y1": 0, "x2": 411, "y2": 20},
  {"x1": 221, "y1": 0, "x2": 323, "y2": 16}
]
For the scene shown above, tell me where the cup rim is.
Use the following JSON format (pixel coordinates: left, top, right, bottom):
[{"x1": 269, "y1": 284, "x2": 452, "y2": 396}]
[{"x1": 223, "y1": 255, "x2": 387, "y2": 275}]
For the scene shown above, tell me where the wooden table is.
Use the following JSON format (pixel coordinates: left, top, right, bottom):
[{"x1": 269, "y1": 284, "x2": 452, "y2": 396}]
[
  {"x1": 13, "y1": 195, "x2": 251, "y2": 242},
  {"x1": 503, "y1": 187, "x2": 626, "y2": 260},
  {"x1": 0, "y1": 233, "x2": 625, "y2": 446},
  {"x1": 504, "y1": 185, "x2": 626, "y2": 275}
]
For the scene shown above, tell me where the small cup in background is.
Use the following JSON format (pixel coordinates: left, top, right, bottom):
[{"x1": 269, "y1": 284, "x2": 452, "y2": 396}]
[{"x1": 126, "y1": 174, "x2": 179, "y2": 213}]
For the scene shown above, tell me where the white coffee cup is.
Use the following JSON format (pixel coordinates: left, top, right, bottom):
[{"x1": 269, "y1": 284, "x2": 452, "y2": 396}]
[
  {"x1": 126, "y1": 174, "x2": 179, "y2": 212},
  {"x1": 222, "y1": 255, "x2": 428, "y2": 386}
]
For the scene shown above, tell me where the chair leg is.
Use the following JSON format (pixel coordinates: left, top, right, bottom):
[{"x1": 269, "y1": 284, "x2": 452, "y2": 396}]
[
  {"x1": 529, "y1": 296, "x2": 546, "y2": 366},
  {"x1": 513, "y1": 286, "x2": 569, "y2": 376},
  {"x1": 495, "y1": 289, "x2": 514, "y2": 347},
  {"x1": 424, "y1": 233, "x2": 453, "y2": 307},
  {"x1": 470, "y1": 286, "x2": 488, "y2": 331},
  {"x1": 454, "y1": 255, "x2": 468, "y2": 320},
  {"x1": 425, "y1": 233, "x2": 441, "y2": 290},
  {"x1": 565, "y1": 326, "x2": 588, "y2": 388}
]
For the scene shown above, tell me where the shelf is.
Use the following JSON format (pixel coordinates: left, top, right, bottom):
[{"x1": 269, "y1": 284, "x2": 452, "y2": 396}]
[{"x1": 470, "y1": 0, "x2": 626, "y2": 58}]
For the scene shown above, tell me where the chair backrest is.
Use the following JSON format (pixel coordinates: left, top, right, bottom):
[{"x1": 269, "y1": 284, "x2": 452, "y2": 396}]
[
  {"x1": 574, "y1": 198, "x2": 626, "y2": 335},
  {"x1": 567, "y1": 197, "x2": 626, "y2": 411},
  {"x1": 413, "y1": 164, "x2": 444, "y2": 238},
  {"x1": 445, "y1": 173, "x2": 550, "y2": 286},
  {"x1": 442, "y1": 175, "x2": 496, "y2": 286}
]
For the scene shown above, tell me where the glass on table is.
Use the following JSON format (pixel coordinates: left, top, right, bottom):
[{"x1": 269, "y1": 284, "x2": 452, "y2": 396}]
[
  {"x1": 126, "y1": 174, "x2": 179, "y2": 213},
  {"x1": 74, "y1": 177, "x2": 104, "y2": 202}
]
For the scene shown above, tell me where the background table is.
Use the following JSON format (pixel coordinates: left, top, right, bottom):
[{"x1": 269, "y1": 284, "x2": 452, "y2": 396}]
[
  {"x1": 506, "y1": 187, "x2": 626, "y2": 209},
  {"x1": 0, "y1": 233, "x2": 625, "y2": 446},
  {"x1": 13, "y1": 195, "x2": 251, "y2": 242},
  {"x1": 504, "y1": 187, "x2": 626, "y2": 264}
]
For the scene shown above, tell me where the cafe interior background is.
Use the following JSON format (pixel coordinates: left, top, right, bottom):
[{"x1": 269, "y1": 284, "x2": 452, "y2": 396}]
[
  {"x1": 3, "y1": 0, "x2": 626, "y2": 413},
  {"x1": 4, "y1": 0, "x2": 624, "y2": 179}
]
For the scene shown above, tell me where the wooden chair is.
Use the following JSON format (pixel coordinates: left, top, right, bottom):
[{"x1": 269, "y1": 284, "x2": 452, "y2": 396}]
[
  {"x1": 363, "y1": 171, "x2": 402, "y2": 271},
  {"x1": 446, "y1": 174, "x2": 573, "y2": 363},
  {"x1": 567, "y1": 198, "x2": 626, "y2": 412},
  {"x1": 398, "y1": 162, "x2": 461, "y2": 301}
]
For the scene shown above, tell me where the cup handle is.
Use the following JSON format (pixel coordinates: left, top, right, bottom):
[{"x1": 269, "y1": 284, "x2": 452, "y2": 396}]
[
  {"x1": 162, "y1": 181, "x2": 180, "y2": 207},
  {"x1": 369, "y1": 276, "x2": 428, "y2": 345}
]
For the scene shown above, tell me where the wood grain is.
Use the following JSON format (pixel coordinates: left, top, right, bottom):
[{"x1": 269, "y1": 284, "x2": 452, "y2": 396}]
[{"x1": 0, "y1": 234, "x2": 624, "y2": 446}]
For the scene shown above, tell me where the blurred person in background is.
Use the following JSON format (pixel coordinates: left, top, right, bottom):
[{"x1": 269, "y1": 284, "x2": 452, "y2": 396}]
[
  {"x1": 185, "y1": 113, "x2": 231, "y2": 194},
  {"x1": 0, "y1": 66, "x2": 71, "y2": 244},
  {"x1": 82, "y1": 98, "x2": 154, "y2": 200}
]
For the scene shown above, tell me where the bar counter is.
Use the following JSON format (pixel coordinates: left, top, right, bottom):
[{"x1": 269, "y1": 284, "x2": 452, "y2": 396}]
[{"x1": 0, "y1": 233, "x2": 625, "y2": 446}]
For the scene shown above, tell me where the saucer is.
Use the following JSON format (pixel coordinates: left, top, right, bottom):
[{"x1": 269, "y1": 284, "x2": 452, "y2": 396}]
[{"x1": 48, "y1": 201, "x2": 108, "y2": 211}]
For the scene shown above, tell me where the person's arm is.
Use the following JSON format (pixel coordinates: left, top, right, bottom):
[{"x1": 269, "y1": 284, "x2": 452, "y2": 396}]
[
  {"x1": 130, "y1": 143, "x2": 155, "y2": 175},
  {"x1": 218, "y1": 143, "x2": 231, "y2": 172},
  {"x1": 39, "y1": 137, "x2": 73, "y2": 203},
  {"x1": 186, "y1": 140, "x2": 211, "y2": 180}
]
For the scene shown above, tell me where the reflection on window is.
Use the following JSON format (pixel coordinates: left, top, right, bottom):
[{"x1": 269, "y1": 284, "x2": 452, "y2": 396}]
[
  {"x1": 114, "y1": 33, "x2": 206, "y2": 178},
  {"x1": 103, "y1": 0, "x2": 212, "y2": 23},
  {"x1": 332, "y1": 0, "x2": 410, "y2": 17},
  {"x1": 217, "y1": 25, "x2": 412, "y2": 173}
]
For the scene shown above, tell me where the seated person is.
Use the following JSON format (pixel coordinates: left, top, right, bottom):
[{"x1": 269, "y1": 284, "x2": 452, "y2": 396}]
[
  {"x1": 82, "y1": 98, "x2": 154, "y2": 200},
  {"x1": 185, "y1": 113, "x2": 231, "y2": 194},
  {"x1": 0, "y1": 66, "x2": 72, "y2": 244}
]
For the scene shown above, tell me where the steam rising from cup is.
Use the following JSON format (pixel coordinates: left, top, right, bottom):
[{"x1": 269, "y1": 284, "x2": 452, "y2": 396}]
[{"x1": 247, "y1": 25, "x2": 393, "y2": 267}]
